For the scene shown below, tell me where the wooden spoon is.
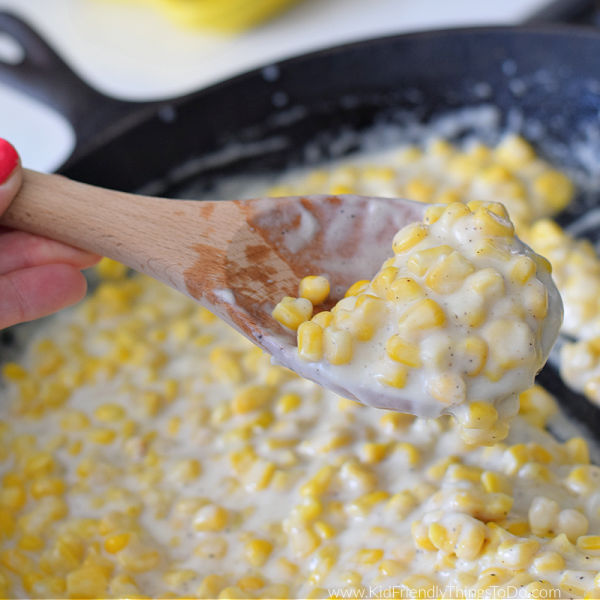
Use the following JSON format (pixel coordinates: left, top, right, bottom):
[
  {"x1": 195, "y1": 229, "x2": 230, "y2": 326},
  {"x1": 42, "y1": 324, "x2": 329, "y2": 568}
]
[{"x1": 1, "y1": 169, "x2": 426, "y2": 409}]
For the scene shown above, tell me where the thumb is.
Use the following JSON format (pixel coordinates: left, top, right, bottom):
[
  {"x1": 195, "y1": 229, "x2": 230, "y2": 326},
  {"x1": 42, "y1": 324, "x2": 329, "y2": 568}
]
[{"x1": 0, "y1": 139, "x2": 23, "y2": 216}]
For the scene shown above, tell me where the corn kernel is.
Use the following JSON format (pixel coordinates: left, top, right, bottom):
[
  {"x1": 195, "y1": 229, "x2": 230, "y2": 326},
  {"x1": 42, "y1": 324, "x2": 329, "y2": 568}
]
[
  {"x1": 244, "y1": 538, "x2": 273, "y2": 567},
  {"x1": 193, "y1": 505, "x2": 228, "y2": 532},
  {"x1": 406, "y1": 245, "x2": 453, "y2": 277},
  {"x1": 428, "y1": 373, "x2": 465, "y2": 405},
  {"x1": 385, "y1": 335, "x2": 421, "y2": 367},
  {"x1": 272, "y1": 296, "x2": 313, "y2": 330},
  {"x1": 398, "y1": 298, "x2": 446, "y2": 335},
  {"x1": 104, "y1": 532, "x2": 131, "y2": 554},
  {"x1": 345, "y1": 280, "x2": 370, "y2": 297},
  {"x1": 2, "y1": 362, "x2": 28, "y2": 381},
  {"x1": 298, "y1": 321, "x2": 324, "y2": 361},
  {"x1": 324, "y1": 327, "x2": 353, "y2": 365},
  {"x1": 425, "y1": 251, "x2": 474, "y2": 294},
  {"x1": 232, "y1": 384, "x2": 274, "y2": 414},
  {"x1": 392, "y1": 223, "x2": 429, "y2": 254},
  {"x1": 299, "y1": 275, "x2": 330, "y2": 305},
  {"x1": 533, "y1": 170, "x2": 574, "y2": 212}
]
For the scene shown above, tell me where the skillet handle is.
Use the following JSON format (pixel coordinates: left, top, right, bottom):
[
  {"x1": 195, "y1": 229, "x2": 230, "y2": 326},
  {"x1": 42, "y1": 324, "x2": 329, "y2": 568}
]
[{"x1": 0, "y1": 11, "x2": 158, "y2": 167}]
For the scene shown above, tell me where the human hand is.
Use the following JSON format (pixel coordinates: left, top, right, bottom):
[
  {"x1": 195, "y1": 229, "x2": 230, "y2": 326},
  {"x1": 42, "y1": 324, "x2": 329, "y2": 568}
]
[{"x1": 0, "y1": 139, "x2": 100, "y2": 329}]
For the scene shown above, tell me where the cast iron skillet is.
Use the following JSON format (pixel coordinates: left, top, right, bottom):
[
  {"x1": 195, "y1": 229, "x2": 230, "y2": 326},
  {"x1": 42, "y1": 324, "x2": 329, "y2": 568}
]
[{"x1": 1, "y1": 11, "x2": 600, "y2": 439}]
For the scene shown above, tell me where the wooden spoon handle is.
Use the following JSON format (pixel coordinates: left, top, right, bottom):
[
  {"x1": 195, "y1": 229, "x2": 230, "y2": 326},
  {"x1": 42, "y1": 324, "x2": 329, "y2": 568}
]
[{"x1": 0, "y1": 169, "x2": 237, "y2": 296}]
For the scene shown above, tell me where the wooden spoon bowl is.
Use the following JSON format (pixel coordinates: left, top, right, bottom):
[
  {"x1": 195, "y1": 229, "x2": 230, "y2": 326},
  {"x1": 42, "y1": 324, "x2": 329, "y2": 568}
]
[{"x1": 1, "y1": 169, "x2": 426, "y2": 405}]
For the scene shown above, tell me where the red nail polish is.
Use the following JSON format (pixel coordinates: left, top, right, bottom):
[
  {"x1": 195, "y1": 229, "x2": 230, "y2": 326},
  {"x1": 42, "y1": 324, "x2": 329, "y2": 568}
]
[{"x1": 0, "y1": 139, "x2": 19, "y2": 185}]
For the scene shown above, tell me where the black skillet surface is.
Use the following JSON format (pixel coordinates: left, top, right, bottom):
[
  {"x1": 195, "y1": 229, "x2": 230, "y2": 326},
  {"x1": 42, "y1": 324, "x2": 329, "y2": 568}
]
[{"x1": 1, "y1": 11, "x2": 600, "y2": 438}]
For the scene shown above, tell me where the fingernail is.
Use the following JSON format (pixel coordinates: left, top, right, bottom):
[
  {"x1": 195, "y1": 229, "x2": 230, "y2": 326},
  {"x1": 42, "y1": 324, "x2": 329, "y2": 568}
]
[{"x1": 0, "y1": 139, "x2": 19, "y2": 185}]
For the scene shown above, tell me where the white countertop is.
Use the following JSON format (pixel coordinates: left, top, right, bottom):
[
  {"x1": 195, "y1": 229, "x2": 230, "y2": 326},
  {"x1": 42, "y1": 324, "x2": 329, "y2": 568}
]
[{"x1": 0, "y1": 0, "x2": 550, "y2": 171}]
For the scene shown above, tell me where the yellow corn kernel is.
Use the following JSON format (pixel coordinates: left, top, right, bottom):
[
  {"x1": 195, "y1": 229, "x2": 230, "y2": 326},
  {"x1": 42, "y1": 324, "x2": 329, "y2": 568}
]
[
  {"x1": 2, "y1": 362, "x2": 28, "y2": 381},
  {"x1": 481, "y1": 471, "x2": 511, "y2": 494},
  {"x1": 424, "y1": 205, "x2": 445, "y2": 225},
  {"x1": 428, "y1": 373, "x2": 465, "y2": 405},
  {"x1": 340, "y1": 461, "x2": 377, "y2": 493},
  {"x1": 297, "y1": 321, "x2": 324, "y2": 361},
  {"x1": 464, "y1": 401, "x2": 498, "y2": 429},
  {"x1": 323, "y1": 327, "x2": 353, "y2": 365},
  {"x1": 385, "y1": 335, "x2": 421, "y2": 367},
  {"x1": 576, "y1": 535, "x2": 600, "y2": 551},
  {"x1": 210, "y1": 347, "x2": 243, "y2": 383},
  {"x1": 379, "y1": 412, "x2": 415, "y2": 432},
  {"x1": 523, "y1": 280, "x2": 548, "y2": 321},
  {"x1": 379, "y1": 559, "x2": 404, "y2": 577},
  {"x1": 392, "y1": 223, "x2": 429, "y2": 254},
  {"x1": 398, "y1": 298, "x2": 446, "y2": 335},
  {"x1": 495, "y1": 135, "x2": 535, "y2": 167},
  {"x1": 387, "y1": 278, "x2": 425, "y2": 304},
  {"x1": 0, "y1": 484, "x2": 26, "y2": 511},
  {"x1": 438, "y1": 201, "x2": 472, "y2": 225},
  {"x1": 330, "y1": 184, "x2": 354, "y2": 195},
  {"x1": 276, "y1": 393, "x2": 301, "y2": 415},
  {"x1": 290, "y1": 527, "x2": 321, "y2": 558},
  {"x1": 345, "y1": 280, "x2": 370, "y2": 297},
  {"x1": 405, "y1": 177, "x2": 436, "y2": 203},
  {"x1": 347, "y1": 491, "x2": 390, "y2": 517},
  {"x1": 411, "y1": 521, "x2": 437, "y2": 551},
  {"x1": 533, "y1": 551, "x2": 565, "y2": 572},
  {"x1": 362, "y1": 165, "x2": 396, "y2": 181},
  {"x1": 446, "y1": 464, "x2": 483, "y2": 483},
  {"x1": 299, "y1": 275, "x2": 330, "y2": 305},
  {"x1": 386, "y1": 490, "x2": 418, "y2": 519},
  {"x1": 473, "y1": 238, "x2": 512, "y2": 262},
  {"x1": 497, "y1": 540, "x2": 540, "y2": 569},
  {"x1": 473, "y1": 207, "x2": 515, "y2": 237},
  {"x1": 117, "y1": 548, "x2": 160, "y2": 573},
  {"x1": 406, "y1": 245, "x2": 453, "y2": 277},
  {"x1": 18, "y1": 534, "x2": 44, "y2": 551},
  {"x1": 425, "y1": 251, "x2": 475, "y2": 294},
  {"x1": 94, "y1": 403, "x2": 125, "y2": 422},
  {"x1": 244, "y1": 458, "x2": 276, "y2": 491},
  {"x1": 457, "y1": 336, "x2": 488, "y2": 377},
  {"x1": 506, "y1": 521, "x2": 530, "y2": 536},
  {"x1": 371, "y1": 266, "x2": 399, "y2": 297},
  {"x1": 533, "y1": 170, "x2": 574, "y2": 212},
  {"x1": 436, "y1": 189, "x2": 462, "y2": 204},
  {"x1": 565, "y1": 437, "x2": 590, "y2": 465},
  {"x1": 172, "y1": 458, "x2": 202, "y2": 483},
  {"x1": 193, "y1": 504, "x2": 228, "y2": 532},
  {"x1": 312, "y1": 310, "x2": 333, "y2": 328},
  {"x1": 232, "y1": 384, "x2": 274, "y2": 414},
  {"x1": 244, "y1": 538, "x2": 273, "y2": 567},
  {"x1": 104, "y1": 532, "x2": 131, "y2": 554},
  {"x1": 198, "y1": 574, "x2": 227, "y2": 598},
  {"x1": 299, "y1": 466, "x2": 335, "y2": 498},
  {"x1": 395, "y1": 442, "x2": 420, "y2": 466},
  {"x1": 314, "y1": 521, "x2": 336, "y2": 540},
  {"x1": 355, "y1": 548, "x2": 384, "y2": 565},
  {"x1": 272, "y1": 296, "x2": 313, "y2": 330},
  {"x1": 66, "y1": 565, "x2": 109, "y2": 599},
  {"x1": 510, "y1": 256, "x2": 536, "y2": 285},
  {"x1": 428, "y1": 522, "x2": 450, "y2": 552},
  {"x1": 361, "y1": 442, "x2": 391, "y2": 464},
  {"x1": 467, "y1": 267, "x2": 505, "y2": 297},
  {"x1": 426, "y1": 456, "x2": 459, "y2": 480},
  {"x1": 31, "y1": 477, "x2": 65, "y2": 499},
  {"x1": 24, "y1": 452, "x2": 56, "y2": 478},
  {"x1": 236, "y1": 575, "x2": 264, "y2": 593},
  {"x1": 96, "y1": 257, "x2": 128, "y2": 279},
  {"x1": 82, "y1": 427, "x2": 112, "y2": 447},
  {"x1": 560, "y1": 571, "x2": 594, "y2": 598}
]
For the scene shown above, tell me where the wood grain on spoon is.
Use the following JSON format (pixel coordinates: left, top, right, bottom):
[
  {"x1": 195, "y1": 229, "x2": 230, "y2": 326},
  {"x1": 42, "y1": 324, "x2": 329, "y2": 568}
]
[{"x1": 1, "y1": 169, "x2": 426, "y2": 403}]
